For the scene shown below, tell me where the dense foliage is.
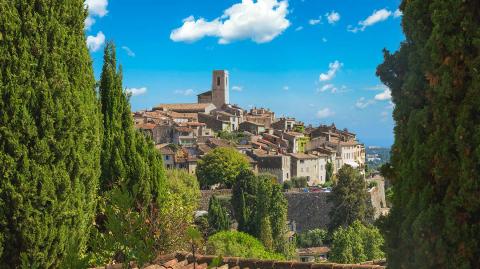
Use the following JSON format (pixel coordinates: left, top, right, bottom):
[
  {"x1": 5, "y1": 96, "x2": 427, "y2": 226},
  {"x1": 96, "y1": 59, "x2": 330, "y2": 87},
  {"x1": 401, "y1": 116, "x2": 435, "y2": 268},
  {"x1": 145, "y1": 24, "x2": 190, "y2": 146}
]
[
  {"x1": 376, "y1": 1, "x2": 480, "y2": 268},
  {"x1": 329, "y1": 221, "x2": 384, "y2": 264},
  {"x1": 232, "y1": 171, "x2": 292, "y2": 257},
  {"x1": 206, "y1": 231, "x2": 284, "y2": 260},
  {"x1": 0, "y1": 1, "x2": 101, "y2": 267},
  {"x1": 196, "y1": 147, "x2": 250, "y2": 189},
  {"x1": 208, "y1": 196, "x2": 231, "y2": 234},
  {"x1": 296, "y1": 229, "x2": 328, "y2": 248},
  {"x1": 325, "y1": 162, "x2": 334, "y2": 183},
  {"x1": 328, "y1": 165, "x2": 374, "y2": 231}
]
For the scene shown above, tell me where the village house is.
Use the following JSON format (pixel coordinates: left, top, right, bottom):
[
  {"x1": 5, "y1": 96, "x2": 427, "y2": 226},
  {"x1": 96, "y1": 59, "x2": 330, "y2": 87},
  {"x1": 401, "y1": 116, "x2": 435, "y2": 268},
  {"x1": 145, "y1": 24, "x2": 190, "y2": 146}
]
[
  {"x1": 271, "y1": 117, "x2": 297, "y2": 131},
  {"x1": 239, "y1": 121, "x2": 266, "y2": 135},
  {"x1": 290, "y1": 153, "x2": 325, "y2": 186},
  {"x1": 252, "y1": 150, "x2": 291, "y2": 183},
  {"x1": 245, "y1": 107, "x2": 275, "y2": 128}
]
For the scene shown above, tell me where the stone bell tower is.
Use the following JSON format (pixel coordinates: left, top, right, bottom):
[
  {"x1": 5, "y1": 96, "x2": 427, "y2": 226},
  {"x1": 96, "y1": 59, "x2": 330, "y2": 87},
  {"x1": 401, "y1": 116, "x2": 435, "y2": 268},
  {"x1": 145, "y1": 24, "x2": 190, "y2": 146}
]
[{"x1": 211, "y1": 70, "x2": 229, "y2": 108}]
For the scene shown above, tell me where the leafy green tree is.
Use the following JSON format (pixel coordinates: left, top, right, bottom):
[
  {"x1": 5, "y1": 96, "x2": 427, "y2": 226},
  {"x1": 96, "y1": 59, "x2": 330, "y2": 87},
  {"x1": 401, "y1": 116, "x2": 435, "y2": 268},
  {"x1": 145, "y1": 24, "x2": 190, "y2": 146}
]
[
  {"x1": 296, "y1": 229, "x2": 328, "y2": 248},
  {"x1": 206, "y1": 231, "x2": 284, "y2": 260},
  {"x1": 328, "y1": 165, "x2": 374, "y2": 231},
  {"x1": 376, "y1": 1, "x2": 480, "y2": 268},
  {"x1": 0, "y1": 1, "x2": 101, "y2": 267},
  {"x1": 208, "y1": 196, "x2": 231, "y2": 234},
  {"x1": 196, "y1": 147, "x2": 250, "y2": 189},
  {"x1": 329, "y1": 221, "x2": 384, "y2": 264}
]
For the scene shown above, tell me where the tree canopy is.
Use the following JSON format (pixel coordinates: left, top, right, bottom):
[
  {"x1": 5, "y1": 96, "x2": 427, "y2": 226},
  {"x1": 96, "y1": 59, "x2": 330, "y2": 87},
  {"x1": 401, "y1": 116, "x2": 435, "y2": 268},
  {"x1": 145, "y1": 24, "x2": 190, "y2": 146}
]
[
  {"x1": 376, "y1": 1, "x2": 480, "y2": 268},
  {"x1": 328, "y1": 165, "x2": 374, "y2": 231},
  {"x1": 0, "y1": 1, "x2": 101, "y2": 267},
  {"x1": 329, "y1": 221, "x2": 384, "y2": 264},
  {"x1": 196, "y1": 147, "x2": 250, "y2": 189}
]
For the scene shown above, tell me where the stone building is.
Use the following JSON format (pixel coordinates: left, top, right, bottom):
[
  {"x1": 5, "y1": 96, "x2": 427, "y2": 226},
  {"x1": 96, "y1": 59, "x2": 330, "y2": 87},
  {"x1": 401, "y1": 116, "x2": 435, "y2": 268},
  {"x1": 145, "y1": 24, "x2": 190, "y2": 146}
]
[
  {"x1": 290, "y1": 153, "x2": 326, "y2": 186},
  {"x1": 197, "y1": 70, "x2": 229, "y2": 108},
  {"x1": 253, "y1": 151, "x2": 291, "y2": 183},
  {"x1": 239, "y1": 121, "x2": 265, "y2": 135}
]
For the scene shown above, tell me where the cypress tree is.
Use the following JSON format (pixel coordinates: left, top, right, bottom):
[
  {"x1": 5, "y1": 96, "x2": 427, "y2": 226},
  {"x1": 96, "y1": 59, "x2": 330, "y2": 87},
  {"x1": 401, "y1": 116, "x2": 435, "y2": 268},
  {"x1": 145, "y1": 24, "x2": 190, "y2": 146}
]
[
  {"x1": 207, "y1": 196, "x2": 231, "y2": 234},
  {"x1": 377, "y1": 1, "x2": 480, "y2": 268},
  {"x1": 0, "y1": 1, "x2": 101, "y2": 267},
  {"x1": 98, "y1": 41, "x2": 165, "y2": 206}
]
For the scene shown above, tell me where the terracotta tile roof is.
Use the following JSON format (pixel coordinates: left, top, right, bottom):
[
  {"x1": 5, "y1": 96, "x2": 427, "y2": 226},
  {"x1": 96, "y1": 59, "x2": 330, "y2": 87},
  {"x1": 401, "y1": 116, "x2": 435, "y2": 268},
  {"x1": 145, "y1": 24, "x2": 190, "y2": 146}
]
[
  {"x1": 154, "y1": 103, "x2": 213, "y2": 111},
  {"x1": 175, "y1": 126, "x2": 194, "y2": 133},
  {"x1": 136, "y1": 123, "x2": 157, "y2": 130},
  {"x1": 157, "y1": 146, "x2": 175, "y2": 155},
  {"x1": 90, "y1": 252, "x2": 386, "y2": 269},
  {"x1": 197, "y1": 90, "x2": 212, "y2": 96}
]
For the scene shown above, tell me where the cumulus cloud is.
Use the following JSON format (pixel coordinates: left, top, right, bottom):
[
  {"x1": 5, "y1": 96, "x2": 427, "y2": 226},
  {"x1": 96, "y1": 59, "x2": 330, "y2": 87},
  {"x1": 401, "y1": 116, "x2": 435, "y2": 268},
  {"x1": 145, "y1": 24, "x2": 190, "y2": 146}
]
[
  {"x1": 84, "y1": 0, "x2": 108, "y2": 29},
  {"x1": 348, "y1": 9, "x2": 392, "y2": 33},
  {"x1": 325, "y1": 11, "x2": 340, "y2": 24},
  {"x1": 121, "y1": 46, "x2": 136, "y2": 57},
  {"x1": 319, "y1": 60, "x2": 343, "y2": 82},
  {"x1": 86, "y1": 31, "x2": 105, "y2": 52},
  {"x1": 175, "y1": 89, "x2": 196, "y2": 96},
  {"x1": 309, "y1": 18, "x2": 321, "y2": 25},
  {"x1": 375, "y1": 88, "x2": 392, "y2": 101},
  {"x1": 316, "y1": 108, "x2": 335, "y2": 119},
  {"x1": 355, "y1": 97, "x2": 375, "y2": 109},
  {"x1": 170, "y1": 0, "x2": 290, "y2": 44},
  {"x1": 232, "y1": 86, "x2": 243, "y2": 91},
  {"x1": 125, "y1": 87, "x2": 147, "y2": 96}
]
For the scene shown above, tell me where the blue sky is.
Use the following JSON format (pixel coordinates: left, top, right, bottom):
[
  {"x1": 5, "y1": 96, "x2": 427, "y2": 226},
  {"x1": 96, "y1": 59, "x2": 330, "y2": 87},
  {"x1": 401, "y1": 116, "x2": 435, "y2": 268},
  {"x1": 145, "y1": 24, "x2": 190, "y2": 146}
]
[{"x1": 85, "y1": 0, "x2": 404, "y2": 147}]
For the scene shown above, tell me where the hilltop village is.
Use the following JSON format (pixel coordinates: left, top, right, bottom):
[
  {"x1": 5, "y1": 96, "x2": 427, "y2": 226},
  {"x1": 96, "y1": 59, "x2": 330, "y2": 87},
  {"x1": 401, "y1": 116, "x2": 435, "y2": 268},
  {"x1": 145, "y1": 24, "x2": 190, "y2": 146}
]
[{"x1": 133, "y1": 70, "x2": 366, "y2": 186}]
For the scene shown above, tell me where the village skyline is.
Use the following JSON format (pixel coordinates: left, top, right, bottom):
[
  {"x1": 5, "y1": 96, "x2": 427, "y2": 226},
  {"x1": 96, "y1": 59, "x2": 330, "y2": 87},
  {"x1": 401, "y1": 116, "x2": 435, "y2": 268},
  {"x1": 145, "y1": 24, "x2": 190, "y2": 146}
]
[{"x1": 85, "y1": 0, "x2": 404, "y2": 147}]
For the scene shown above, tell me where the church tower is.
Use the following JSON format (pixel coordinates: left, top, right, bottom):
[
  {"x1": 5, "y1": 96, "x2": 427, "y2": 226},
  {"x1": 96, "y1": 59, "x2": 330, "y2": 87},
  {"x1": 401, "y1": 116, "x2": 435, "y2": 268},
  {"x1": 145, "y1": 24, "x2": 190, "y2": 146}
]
[{"x1": 211, "y1": 70, "x2": 229, "y2": 108}]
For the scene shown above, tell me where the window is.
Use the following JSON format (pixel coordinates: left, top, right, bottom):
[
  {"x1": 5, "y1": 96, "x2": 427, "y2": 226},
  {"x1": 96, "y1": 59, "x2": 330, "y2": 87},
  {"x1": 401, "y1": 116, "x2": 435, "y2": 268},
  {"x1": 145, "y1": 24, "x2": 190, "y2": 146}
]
[
  {"x1": 165, "y1": 155, "x2": 170, "y2": 160},
  {"x1": 217, "y1": 76, "x2": 220, "y2": 86}
]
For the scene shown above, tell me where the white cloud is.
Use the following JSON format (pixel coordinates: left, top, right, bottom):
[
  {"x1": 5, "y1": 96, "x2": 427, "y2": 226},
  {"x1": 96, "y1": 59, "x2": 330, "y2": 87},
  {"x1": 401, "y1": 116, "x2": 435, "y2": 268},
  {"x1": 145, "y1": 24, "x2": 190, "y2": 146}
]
[
  {"x1": 318, "y1": 84, "x2": 337, "y2": 93},
  {"x1": 121, "y1": 46, "x2": 136, "y2": 57},
  {"x1": 125, "y1": 87, "x2": 147, "y2": 96},
  {"x1": 374, "y1": 88, "x2": 392, "y2": 101},
  {"x1": 84, "y1": 0, "x2": 108, "y2": 29},
  {"x1": 394, "y1": 9, "x2": 403, "y2": 18},
  {"x1": 86, "y1": 31, "x2": 105, "y2": 52},
  {"x1": 322, "y1": 37, "x2": 327, "y2": 42},
  {"x1": 316, "y1": 108, "x2": 335, "y2": 119},
  {"x1": 309, "y1": 18, "x2": 321, "y2": 25},
  {"x1": 319, "y1": 60, "x2": 343, "y2": 81},
  {"x1": 232, "y1": 85, "x2": 243, "y2": 91},
  {"x1": 170, "y1": 0, "x2": 290, "y2": 44},
  {"x1": 283, "y1": 86, "x2": 289, "y2": 91},
  {"x1": 355, "y1": 97, "x2": 375, "y2": 109},
  {"x1": 325, "y1": 11, "x2": 340, "y2": 24},
  {"x1": 84, "y1": 16, "x2": 95, "y2": 30},
  {"x1": 348, "y1": 9, "x2": 392, "y2": 33},
  {"x1": 174, "y1": 89, "x2": 196, "y2": 96},
  {"x1": 295, "y1": 26, "x2": 304, "y2": 31},
  {"x1": 85, "y1": 0, "x2": 108, "y2": 17}
]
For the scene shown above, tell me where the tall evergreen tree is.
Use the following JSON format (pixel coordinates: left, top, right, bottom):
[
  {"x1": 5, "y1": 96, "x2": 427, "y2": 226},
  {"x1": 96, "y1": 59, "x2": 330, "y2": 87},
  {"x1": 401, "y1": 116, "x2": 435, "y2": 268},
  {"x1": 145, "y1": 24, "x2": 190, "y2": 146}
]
[
  {"x1": 0, "y1": 1, "x2": 101, "y2": 267},
  {"x1": 92, "y1": 42, "x2": 167, "y2": 265},
  {"x1": 328, "y1": 165, "x2": 373, "y2": 231},
  {"x1": 377, "y1": 1, "x2": 480, "y2": 268},
  {"x1": 98, "y1": 42, "x2": 165, "y2": 207},
  {"x1": 207, "y1": 196, "x2": 231, "y2": 234}
]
